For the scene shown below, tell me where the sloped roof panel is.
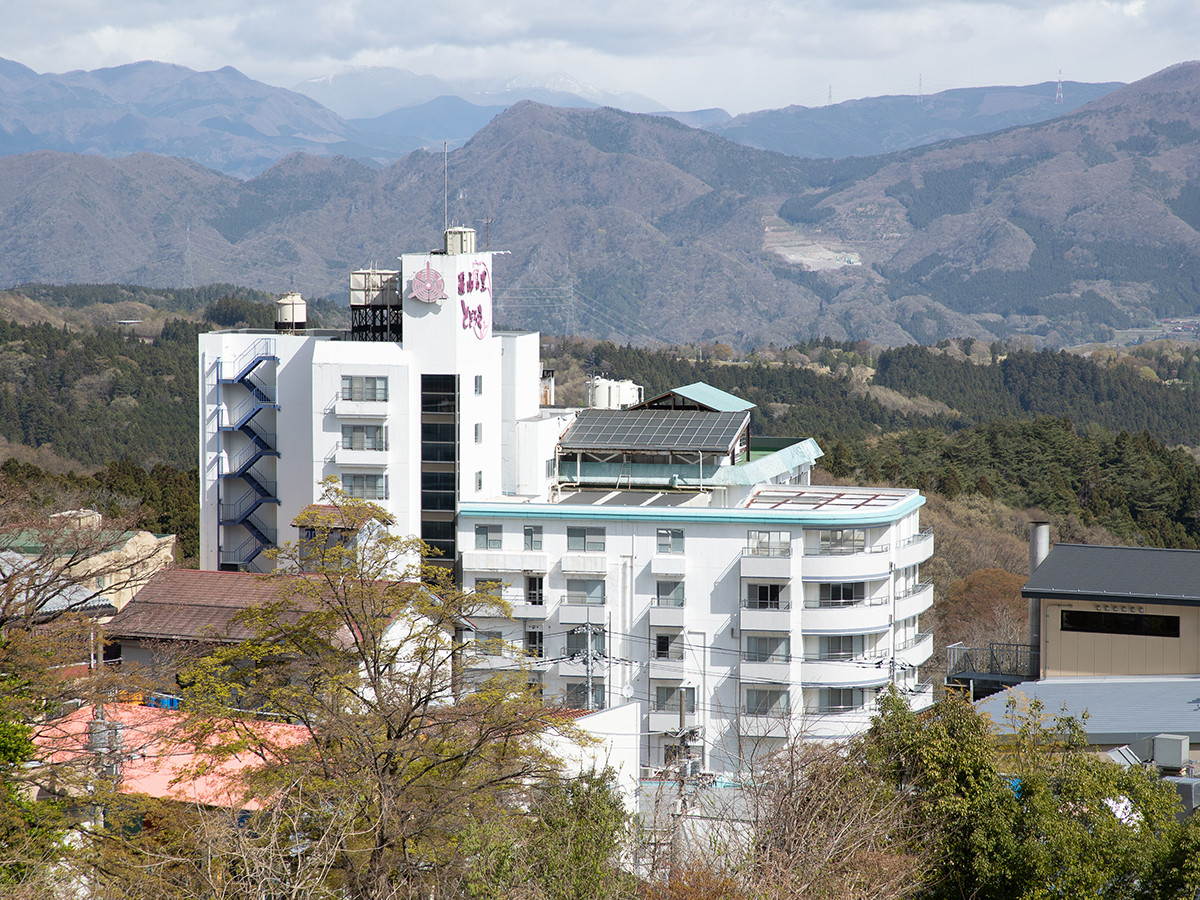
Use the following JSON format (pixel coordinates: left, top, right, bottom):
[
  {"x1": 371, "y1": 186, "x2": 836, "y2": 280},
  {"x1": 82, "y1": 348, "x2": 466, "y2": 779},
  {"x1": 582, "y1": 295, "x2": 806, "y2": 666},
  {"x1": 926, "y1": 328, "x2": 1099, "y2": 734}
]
[
  {"x1": 1023, "y1": 544, "x2": 1200, "y2": 604},
  {"x1": 558, "y1": 409, "x2": 748, "y2": 453}
]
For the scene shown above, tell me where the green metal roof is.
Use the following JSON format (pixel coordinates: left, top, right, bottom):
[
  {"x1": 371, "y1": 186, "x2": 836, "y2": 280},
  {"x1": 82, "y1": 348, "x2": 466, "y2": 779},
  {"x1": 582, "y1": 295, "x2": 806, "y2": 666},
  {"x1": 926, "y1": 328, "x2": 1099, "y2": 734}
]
[{"x1": 637, "y1": 382, "x2": 756, "y2": 413}]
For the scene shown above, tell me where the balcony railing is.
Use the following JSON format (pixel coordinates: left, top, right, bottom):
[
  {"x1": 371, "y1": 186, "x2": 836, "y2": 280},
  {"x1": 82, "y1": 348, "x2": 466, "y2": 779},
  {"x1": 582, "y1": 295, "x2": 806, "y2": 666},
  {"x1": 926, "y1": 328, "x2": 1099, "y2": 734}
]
[
  {"x1": 743, "y1": 544, "x2": 791, "y2": 558},
  {"x1": 654, "y1": 646, "x2": 685, "y2": 661},
  {"x1": 563, "y1": 593, "x2": 605, "y2": 606},
  {"x1": 653, "y1": 595, "x2": 685, "y2": 608},
  {"x1": 804, "y1": 594, "x2": 888, "y2": 609},
  {"x1": 895, "y1": 581, "x2": 933, "y2": 601},
  {"x1": 742, "y1": 651, "x2": 791, "y2": 664},
  {"x1": 741, "y1": 598, "x2": 792, "y2": 611},
  {"x1": 802, "y1": 648, "x2": 889, "y2": 663},
  {"x1": 898, "y1": 528, "x2": 933, "y2": 549},
  {"x1": 946, "y1": 642, "x2": 1037, "y2": 680},
  {"x1": 897, "y1": 631, "x2": 932, "y2": 651},
  {"x1": 806, "y1": 542, "x2": 890, "y2": 557}
]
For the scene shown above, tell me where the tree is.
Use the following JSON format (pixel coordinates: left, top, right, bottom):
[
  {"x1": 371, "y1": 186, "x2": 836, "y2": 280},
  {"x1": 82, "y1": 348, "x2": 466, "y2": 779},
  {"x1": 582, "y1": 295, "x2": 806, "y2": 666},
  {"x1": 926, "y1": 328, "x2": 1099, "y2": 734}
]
[{"x1": 174, "y1": 480, "x2": 562, "y2": 900}]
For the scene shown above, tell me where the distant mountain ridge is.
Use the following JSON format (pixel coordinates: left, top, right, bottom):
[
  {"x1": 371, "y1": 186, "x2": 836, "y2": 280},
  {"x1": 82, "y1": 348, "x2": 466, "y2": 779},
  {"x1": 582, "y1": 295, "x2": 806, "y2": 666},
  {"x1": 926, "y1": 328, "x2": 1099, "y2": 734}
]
[{"x1": 0, "y1": 62, "x2": 1198, "y2": 348}]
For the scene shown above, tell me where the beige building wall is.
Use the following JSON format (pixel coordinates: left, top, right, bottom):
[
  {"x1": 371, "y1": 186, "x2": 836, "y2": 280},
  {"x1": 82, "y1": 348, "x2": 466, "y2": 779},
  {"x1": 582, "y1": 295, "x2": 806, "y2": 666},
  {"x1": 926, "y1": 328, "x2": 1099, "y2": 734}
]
[{"x1": 1041, "y1": 600, "x2": 1200, "y2": 676}]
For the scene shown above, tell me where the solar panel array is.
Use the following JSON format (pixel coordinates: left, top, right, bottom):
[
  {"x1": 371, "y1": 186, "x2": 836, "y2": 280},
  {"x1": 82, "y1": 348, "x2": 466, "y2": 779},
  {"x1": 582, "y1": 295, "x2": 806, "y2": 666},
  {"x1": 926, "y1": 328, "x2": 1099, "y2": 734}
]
[
  {"x1": 560, "y1": 409, "x2": 749, "y2": 453},
  {"x1": 744, "y1": 487, "x2": 911, "y2": 511}
]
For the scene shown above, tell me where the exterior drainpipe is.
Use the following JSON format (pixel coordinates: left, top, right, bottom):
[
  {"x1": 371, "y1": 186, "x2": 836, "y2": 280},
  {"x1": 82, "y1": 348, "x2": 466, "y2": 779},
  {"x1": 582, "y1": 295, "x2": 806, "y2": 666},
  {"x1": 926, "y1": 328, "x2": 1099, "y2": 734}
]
[{"x1": 1028, "y1": 521, "x2": 1050, "y2": 678}]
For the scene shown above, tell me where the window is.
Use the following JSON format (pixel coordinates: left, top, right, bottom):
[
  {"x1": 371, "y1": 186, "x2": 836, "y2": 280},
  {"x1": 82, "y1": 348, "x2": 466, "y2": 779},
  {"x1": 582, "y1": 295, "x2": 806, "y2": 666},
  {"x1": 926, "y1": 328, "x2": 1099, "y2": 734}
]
[
  {"x1": 421, "y1": 471, "x2": 455, "y2": 510},
  {"x1": 656, "y1": 528, "x2": 684, "y2": 554},
  {"x1": 654, "y1": 685, "x2": 696, "y2": 713},
  {"x1": 745, "y1": 583, "x2": 782, "y2": 609},
  {"x1": 745, "y1": 635, "x2": 790, "y2": 663},
  {"x1": 567, "y1": 629, "x2": 606, "y2": 656},
  {"x1": 545, "y1": 458, "x2": 555, "y2": 479},
  {"x1": 341, "y1": 375, "x2": 388, "y2": 402},
  {"x1": 421, "y1": 519, "x2": 455, "y2": 558},
  {"x1": 476, "y1": 630, "x2": 504, "y2": 655},
  {"x1": 565, "y1": 682, "x2": 605, "y2": 710},
  {"x1": 474, "y1": 374, "x2": 483, "y2": 395},
  {"x1": 655, "y1": 580, "x2": 684, "y2": 607},
  {"x1": 420, "y1": 374, "x2": 456, "y2": 413},
  {"x1": 523, "y1": 525, "x2": 543, "y2": 551},
  {"x1": 745, "y1": 688, "x2": 789, "y2": 716},
  {"x1": 525, "y1": 629, "x2": 543, "y2": 659},
  {"x1": 342, "y1": 424, "x2": 387, "y2": 451},
  {"x1": 818, "y1": 582, "x2": 866, "y2": 607},
  {"x1": 474, "y1": 524, "x2": 501, "y2": 550},
  {"x1": 525, "y1": 576, "x2": 544, "y2": 605},
  {"x1": 421, "y1": 422, "x2": 456, "y2": 462},
  {"x1": 567, "y1": 526, "x2": 605, "y2": 552},
  {"x1": 654, "y1": 634, "x2": 683, "y2": 660},
  {"x1": 747, "y1": 530, "x2": 790, "y2": 557},
  {"x1": 342, "y1": 473, "x2": 388, "y2": 499},
  {"x1": 821, "y1": 687, "x2": 865, "y2": 713},
  {"x1": 1061, "y1": 609, "x2": 1180, "y2": 638},
  {"x1": 819, "y1": 634, "x2": 864, "y2": 660},
  {"x1": 565, "y1": 578, "x2": 605, "y2": 605},
  {"x1": 475, "y1": 471, "x2": 483, "y2": 491},
  {"x1": 818, "y1": 528, "x2": 866, "y2": 554},
  {"x1": 474, "y1": 423, "x2": 483, "y2": 444}
]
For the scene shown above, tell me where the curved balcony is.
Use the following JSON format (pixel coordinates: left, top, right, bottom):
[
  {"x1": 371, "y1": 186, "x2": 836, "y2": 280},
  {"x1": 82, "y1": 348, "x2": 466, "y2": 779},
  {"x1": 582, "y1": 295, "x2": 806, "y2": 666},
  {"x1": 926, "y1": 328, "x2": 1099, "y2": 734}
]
[
  {"x1": 800, "y1": 656, "x2": 893, "y2": 688},
  {"x1": 801, "y1": 600, "x2": 891, "y2": 634},
  {"x1": 800, "y1": 546, "x2": 891, "y2": 582},
  {"x1": 895, "y1": 582, "x2": 934, "y2": 619},
  {"x1": 895, "y1": 631, "x2": 934, "y2": 668},
  {"x1": 895, "y1": 528, "x2": 934, "y2": 569}
]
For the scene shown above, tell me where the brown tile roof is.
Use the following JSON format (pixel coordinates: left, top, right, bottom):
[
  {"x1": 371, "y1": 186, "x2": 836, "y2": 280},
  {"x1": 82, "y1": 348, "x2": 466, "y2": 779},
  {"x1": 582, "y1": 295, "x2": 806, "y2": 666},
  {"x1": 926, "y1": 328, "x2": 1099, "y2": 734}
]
[{"x1": 105, "y1": 569, "x2": 297, "y2": 643}]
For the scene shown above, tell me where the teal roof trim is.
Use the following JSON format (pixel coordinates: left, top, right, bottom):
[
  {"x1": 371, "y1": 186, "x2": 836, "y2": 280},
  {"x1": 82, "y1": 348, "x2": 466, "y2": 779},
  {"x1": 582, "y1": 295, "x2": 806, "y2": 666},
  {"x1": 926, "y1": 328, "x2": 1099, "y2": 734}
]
[
  {"x1": 460, "y1": 492, "x2": 924, "y2": 528},
  {"x1": 710, "y1": 438, "x2": 823, "y2": 486},
  {"x1": 641, "y1": 382, "x2": 756, "y2": 413}
]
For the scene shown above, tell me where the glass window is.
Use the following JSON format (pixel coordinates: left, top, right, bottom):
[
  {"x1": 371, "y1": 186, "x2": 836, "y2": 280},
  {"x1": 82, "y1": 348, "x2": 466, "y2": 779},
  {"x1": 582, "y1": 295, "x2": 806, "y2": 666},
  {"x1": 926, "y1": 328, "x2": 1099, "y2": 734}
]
[
  {"x1": 476, "y1": 630, "x2": 503, "y2": 655},
  {"x1": 545, "y1": 458, "x2": 555, "y2": 479},
  {"x1": 567, "y1": 629, "x2": 606, "y2": 656},
  {"x1": 420, "y1": 374, "x2": 457, "y2": 413},
  {"x1": 818, "y1": 528, "x2": 866, "y2": 554},
  {"x1": 525, "y1": 576, "x2": 544, "y2": 606},
  {"x1": 474, "y1": 374, "x2": 483, "y2": 395},
  {"x1": 523, "y1": 525, "x2": 543, "y2": 551},
  {"x1": 745, "y1": 635, "x2": 790, "y2": 663},
  {"x1": 474, "y1": 524, "x2": 501, "y2": 550},
  {"x1": 525, "y1": 629, "x2": 543, "y2": 659},
  {"x1": 654, "y1": 634, "x2": 682, "y2": 660},
  {"x1": 818, "y1": 582, "x2": 866, "y2": 607},
  {"x1": 656, "y1": 528, "x2": 684, "y2": 554},
  {"x1": 565, "y1": 682, "x2": 605, "y2": 710},
  {"x1": 475, "y1": 471, "x2": 483, "y2": 491},
  {"x1": 654, "y1": 685, "x2": 696, "y2": 713},
  {"x1": 474, "y1": 423, "x2": 483, "y2": 444},
  {"x1": 342, "y1": 424, "x2": 387, "y2": 450},
  {"x1": 747, "y1": 530, "x2": 790, "y2": 556},
  {"x1": 567, "y1": 526, "x2": 605, "y2": 552},
  {"x1": 655, "y1": 581, "x2": 684, "y2": 607},
  {"x1": 341, "y1": 375, "x2": 388, "y2": 402},
  {"x1": 745, "y1": 689, "x2": 789, "y2": 716},
  {"x1": 342, "y1": 473, "x2": 388, "y2": 500},
  {"x1": 566, "y1": 578, "x2": 605, "y2": 605},
  {"x1": 746, "y1": 583, "x2": 782, "y2": 609},
  {"x1": 819, "y1": 634, "x2": 864, "y2": 660},
  {"x1": 821, "y1": 687, "x2": 864, "y2": 713}
]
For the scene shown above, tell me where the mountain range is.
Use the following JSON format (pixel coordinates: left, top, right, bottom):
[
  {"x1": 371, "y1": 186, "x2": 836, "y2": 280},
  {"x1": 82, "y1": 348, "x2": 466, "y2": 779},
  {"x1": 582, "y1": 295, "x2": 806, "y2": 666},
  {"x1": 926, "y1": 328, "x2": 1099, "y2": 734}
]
[{"x1": 0, "y1": 59, "x2": 1198, "y2": 347}]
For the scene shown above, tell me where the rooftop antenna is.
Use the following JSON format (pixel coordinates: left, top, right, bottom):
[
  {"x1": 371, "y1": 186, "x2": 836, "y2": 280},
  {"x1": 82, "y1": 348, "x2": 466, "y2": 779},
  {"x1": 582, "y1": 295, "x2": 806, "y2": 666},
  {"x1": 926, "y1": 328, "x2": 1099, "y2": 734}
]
[
  {"x1": 443, "y1": 141, "x2": 448, "y2": 232},
  {"x1": 1055, "y1": 70, "x2": 1064, "y2": 104}
]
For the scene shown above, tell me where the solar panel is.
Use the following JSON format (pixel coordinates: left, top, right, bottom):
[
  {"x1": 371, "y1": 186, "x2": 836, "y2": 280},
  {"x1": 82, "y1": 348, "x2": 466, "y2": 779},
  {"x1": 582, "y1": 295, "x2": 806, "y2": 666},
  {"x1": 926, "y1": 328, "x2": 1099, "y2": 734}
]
[{"x1": 559, "y1": 409, "x2": 749, "y2": 453}]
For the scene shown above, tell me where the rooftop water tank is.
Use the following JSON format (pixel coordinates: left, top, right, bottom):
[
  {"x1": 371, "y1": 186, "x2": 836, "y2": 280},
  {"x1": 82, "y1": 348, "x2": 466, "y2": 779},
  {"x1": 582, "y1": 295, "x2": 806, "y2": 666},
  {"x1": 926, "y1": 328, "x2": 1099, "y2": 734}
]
[{"x1": 275, "y1": 292, "x2": 307, "y2": 332}]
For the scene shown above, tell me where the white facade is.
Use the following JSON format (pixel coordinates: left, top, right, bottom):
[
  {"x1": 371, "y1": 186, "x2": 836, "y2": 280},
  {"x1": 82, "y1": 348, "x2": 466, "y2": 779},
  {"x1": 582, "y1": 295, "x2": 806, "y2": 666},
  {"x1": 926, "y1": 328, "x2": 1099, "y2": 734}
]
[{"x1": 458, "y1": 485, "x2": 934, "y2": 776}]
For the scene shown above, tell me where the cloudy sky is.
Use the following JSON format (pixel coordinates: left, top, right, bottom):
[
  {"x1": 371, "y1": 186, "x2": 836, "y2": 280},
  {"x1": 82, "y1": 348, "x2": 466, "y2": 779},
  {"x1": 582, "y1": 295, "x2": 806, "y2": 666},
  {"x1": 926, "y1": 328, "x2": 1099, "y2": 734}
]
[{"x1": 1, "y1": 0, "x2": 1195, "y2": 113}]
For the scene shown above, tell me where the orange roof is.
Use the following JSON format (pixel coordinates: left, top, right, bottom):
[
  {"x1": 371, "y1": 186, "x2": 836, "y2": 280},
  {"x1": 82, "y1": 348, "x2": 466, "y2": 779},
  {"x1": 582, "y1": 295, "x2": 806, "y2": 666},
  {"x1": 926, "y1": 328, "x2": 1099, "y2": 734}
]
[{"x1": 34, "y1": 703, "x2": 308, "y2": 809}]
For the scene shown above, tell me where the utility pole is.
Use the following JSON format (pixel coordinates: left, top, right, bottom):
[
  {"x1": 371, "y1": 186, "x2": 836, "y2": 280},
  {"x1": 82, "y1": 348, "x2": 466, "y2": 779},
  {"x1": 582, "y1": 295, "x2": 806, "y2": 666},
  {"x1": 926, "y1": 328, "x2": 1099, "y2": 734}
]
[{"x1": 571, "y1": 623, "x2": 605, "y2": 710}]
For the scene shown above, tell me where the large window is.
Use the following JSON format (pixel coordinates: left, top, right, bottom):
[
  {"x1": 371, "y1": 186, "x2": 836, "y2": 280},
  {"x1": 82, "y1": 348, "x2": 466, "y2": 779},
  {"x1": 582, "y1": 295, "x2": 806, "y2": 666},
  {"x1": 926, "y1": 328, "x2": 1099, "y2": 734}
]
[
  {"x1": 655, "y1": 580, "x2": 684, "y2": 607},
  {"x1": 342, "y1": 473, "x2": 388, "y2": 500},
  {"x1": 656, "y1": 528, "x2": 684, "y2": 554},
  {"x1": 818, "y1": 528, "x2": 867, "y2": 554},
  {"x1": 745, "y1": 689, "x2": 789, "y2": 716},
  {"x1": 745, "y1": 583, "x2": 783, "y2": 609},
  {"x1": 567, "y1": 526, "x2": 605, "y2": 552},
  {"x1": 820, "y1": 687, "x2": 866, "y2": 713},
  {"x1": 745, "y1": 635, "x2": 790, "y2": 663},
  {"x1": 524, "y1": 525, "x2": 543, "y2": 551},
  {"x1": 817, "y1": 582, "x2": 866, "y2": 607},
  {"x1": 342, "y1": 424, "x2": 387, "y2": 451},
  {"x1": 654, "y1": 685, "x2": 696, "y2": 713},
  {"x1": 421, "y1": 422, "x2": 456, "y2": 462},
  {"x1": 565, "y1": 578, "x2": 605, "y2": 605},
  {"x1": 474, "y1": 524, "x2": 501, "y2": 550},
  {"x1": 1061, "y1": 609, "x2": 1180, "y2": 638},
  {"x1": 420, "y1": 374, "x2": 456, "y2": 413},
  {"x1": 565, "y1": 682, "x2": 605, "y2": 711},
  {"x1": 341, "y1": 375, "x2": 388, "y2": 402},
  {"x1": 476, "y1": 630, "x2": 504, "y2": 655},
  {"x1": 420, "y1": 471, "x2": 455, "y2": 511},
  {"x1": 819, "y1": 634, "x2": 864, "y2": 660},
  {"x1": 747, "y1": 530, "x2": 790, "y2": 557},
  {"x1": 567, "y1": 629, "x2": 606, "y2": 656}
]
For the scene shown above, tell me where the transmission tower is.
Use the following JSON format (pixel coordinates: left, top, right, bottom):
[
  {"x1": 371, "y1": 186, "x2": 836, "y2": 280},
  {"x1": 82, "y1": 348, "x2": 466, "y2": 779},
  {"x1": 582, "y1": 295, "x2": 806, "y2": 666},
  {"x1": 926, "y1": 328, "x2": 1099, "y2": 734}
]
[{"x1": 1055, "y1": 69, "x2": 1064, "y2": 105}]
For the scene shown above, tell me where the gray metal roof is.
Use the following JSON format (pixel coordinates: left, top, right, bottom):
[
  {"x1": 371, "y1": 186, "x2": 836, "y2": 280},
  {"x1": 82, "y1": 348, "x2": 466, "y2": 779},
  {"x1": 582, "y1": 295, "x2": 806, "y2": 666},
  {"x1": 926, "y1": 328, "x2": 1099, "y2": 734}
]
[
  {"x1": 976, "y1": 676, "x2": 1200, "y2": 745},
  {"x1": 1023, "y1": 543, "x2": 1200, "y2": 604},
  {"x1": 635, "y1": 382, "x2": 756, "y2": 413},
  {"x1": 559, "y1": 409, "x2": 749, "y2": 453}
]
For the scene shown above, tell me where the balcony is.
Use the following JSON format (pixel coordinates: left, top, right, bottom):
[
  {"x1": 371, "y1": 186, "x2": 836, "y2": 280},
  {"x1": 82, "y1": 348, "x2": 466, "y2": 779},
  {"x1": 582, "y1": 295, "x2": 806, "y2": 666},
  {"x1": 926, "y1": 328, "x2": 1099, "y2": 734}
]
[
  {"x1": 650, "y1": 646, "x2": 687, "y2": 678},
  {"x1": 740, "y1": 651, "x2": 792, "y2": 683},
  {"x1": 895, "y1": 631, "x2": 934, "y2": 668},
  {"x1": 895, "y1": 582, "x2": 934, "y2": 619},
  {"x1": 649, "y1": 595, "x2": 686, "y2": 628},
  {"x1": 740, "y1": 547, "x2": 792, "y2": 580},
  {"x1": 800, "y1": 544, "x2": 891, "y2": 581},
  {"x1": 558, "y1": 596, "x2": 606, "y2": 625},
  {"x1": 561, "y1": 553, "x2": 607, "y2": 575},
  {"x1": 648, "y1": 709, "x2": 698, "y2": 732},
  {"x1": 895, "y1": 528, "x2": 934, "y2": 569},
  {"x1": 651, "y1": 555, "x2": 687, "y2": 578},
  {"x1": 740, "y1": 598, "x2": 792, "y2": 631},
  {"x1": 334, "y1": 398, "x2": 388, "y2": 418},
  {"x1": 801, "y1": 598, "x2": 891, "y2": 634},
  {"x1": 800, "y1": 654, "x2": 892, "y2": 688},
  {"x1": 509, "y1": 602, "x2": 549, "y2": 620},
  {"x1": 738, "y1": 714, "x2": 789, "y2": 739},
  {"x1": 461, "y1": 550, "x2": 550, "y2": 574},
  {"x1": 334, "y1": 446, "x2": 390, "y2": 467}
]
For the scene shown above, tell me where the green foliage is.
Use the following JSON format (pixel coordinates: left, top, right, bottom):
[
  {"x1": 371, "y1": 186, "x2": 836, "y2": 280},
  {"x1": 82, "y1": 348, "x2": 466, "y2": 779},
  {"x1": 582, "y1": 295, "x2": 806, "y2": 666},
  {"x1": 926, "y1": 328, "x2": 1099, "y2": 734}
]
[
  {"x1": 204, "y1": 295, "x2": 276, "y2": 329},
  {"x1": 867, "y1": 689, "x2": 1200, "y2": 900}
]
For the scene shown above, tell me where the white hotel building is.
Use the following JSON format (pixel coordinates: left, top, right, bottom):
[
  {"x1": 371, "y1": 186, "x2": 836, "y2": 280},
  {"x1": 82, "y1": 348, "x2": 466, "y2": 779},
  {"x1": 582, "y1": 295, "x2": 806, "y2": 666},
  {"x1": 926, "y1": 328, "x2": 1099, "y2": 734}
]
[{"x1": 198, "y1": 227, "x2": 934, "y2": 775}]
